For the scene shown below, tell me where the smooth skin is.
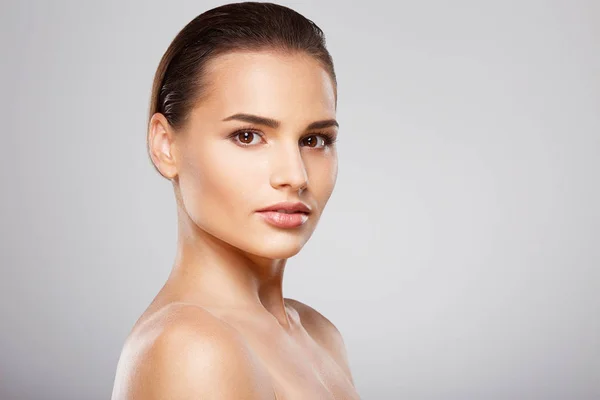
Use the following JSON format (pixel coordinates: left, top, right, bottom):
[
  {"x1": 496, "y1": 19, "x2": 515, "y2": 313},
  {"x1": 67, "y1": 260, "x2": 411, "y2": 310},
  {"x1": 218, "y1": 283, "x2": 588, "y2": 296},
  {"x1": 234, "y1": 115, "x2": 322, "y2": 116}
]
[{"x1": 111, "y1": 50, "x2": 360, "y2": 399}]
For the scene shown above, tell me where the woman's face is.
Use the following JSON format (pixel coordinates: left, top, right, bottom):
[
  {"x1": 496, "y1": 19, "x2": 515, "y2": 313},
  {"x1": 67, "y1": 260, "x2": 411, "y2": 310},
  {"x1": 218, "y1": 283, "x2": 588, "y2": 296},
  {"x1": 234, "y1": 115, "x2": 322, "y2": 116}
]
[{"x1": 172, "y1": 50, "x2": 338, "y2": 259}]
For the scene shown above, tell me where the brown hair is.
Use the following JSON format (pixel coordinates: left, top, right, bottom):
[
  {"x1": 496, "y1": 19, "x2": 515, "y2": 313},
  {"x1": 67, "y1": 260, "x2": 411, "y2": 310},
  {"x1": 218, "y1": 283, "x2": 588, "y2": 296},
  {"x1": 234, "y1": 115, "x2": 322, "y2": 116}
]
[{"x1": 148, "y1": 1, "x2": 336, "y2": 132}]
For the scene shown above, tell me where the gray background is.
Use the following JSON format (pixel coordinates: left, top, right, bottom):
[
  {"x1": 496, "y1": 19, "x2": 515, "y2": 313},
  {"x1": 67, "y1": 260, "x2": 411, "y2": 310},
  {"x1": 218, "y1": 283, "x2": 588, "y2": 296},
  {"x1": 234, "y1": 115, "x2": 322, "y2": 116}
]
[{"x1": 1, "y1": 0, "x2": 599, "y2": 399}]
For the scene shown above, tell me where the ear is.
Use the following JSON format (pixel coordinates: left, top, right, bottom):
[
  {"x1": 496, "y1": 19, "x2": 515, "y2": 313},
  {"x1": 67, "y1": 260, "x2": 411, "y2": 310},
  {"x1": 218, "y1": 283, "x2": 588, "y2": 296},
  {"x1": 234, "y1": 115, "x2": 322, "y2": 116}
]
[{"x1": 148, "y1": 113, "x2": 178, "y2": 180}]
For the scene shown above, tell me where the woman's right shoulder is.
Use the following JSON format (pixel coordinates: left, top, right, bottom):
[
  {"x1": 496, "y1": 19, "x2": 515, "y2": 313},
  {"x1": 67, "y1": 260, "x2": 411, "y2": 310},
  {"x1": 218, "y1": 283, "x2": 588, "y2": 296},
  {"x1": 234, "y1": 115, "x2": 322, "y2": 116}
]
[
  {"x1": 111, "y1": 302, "x2": 275, "y2": 400},
  {"x1": 133, "y1": 302, "x2": 233, "y2": 341}
]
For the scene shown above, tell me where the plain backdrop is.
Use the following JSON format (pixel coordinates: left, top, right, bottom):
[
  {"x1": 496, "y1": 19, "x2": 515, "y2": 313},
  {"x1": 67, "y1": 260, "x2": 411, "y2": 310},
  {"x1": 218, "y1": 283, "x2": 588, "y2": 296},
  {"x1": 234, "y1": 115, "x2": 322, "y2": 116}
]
[{"x1": 1, "y1": 0, "x2": 599, "y2": 399}]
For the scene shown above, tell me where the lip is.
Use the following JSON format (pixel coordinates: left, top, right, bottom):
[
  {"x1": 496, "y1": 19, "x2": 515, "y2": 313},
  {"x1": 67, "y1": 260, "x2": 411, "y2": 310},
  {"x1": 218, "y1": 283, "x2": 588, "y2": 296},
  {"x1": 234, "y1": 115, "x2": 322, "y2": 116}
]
[
  {"x1": 256, "y1": 201, "x2": 311, "y2": 228},
  {"x1": 257, "y1": 211, "x2": 309, "y2": 228},
  {"x1": 256, "y1": 201, "x2": 311, "y2": 214}
]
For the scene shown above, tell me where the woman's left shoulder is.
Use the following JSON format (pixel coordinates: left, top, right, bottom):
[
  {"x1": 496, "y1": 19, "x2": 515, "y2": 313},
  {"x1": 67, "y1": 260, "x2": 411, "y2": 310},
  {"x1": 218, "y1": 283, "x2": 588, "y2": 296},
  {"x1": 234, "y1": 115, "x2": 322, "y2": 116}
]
[
  {"x1": 284, "y1": 298, "x2": 337, "y2": 334},
  {"x1": 284, "y1": 298, "x2": 354, "y2": 383}
]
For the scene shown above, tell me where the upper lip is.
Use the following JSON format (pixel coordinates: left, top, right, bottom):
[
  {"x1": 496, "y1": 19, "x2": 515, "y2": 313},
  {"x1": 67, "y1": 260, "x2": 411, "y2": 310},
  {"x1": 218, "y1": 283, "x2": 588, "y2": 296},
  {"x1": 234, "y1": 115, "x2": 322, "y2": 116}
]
[{"x1": 257, "y1": 201, "x2": 311, "y2": 214}]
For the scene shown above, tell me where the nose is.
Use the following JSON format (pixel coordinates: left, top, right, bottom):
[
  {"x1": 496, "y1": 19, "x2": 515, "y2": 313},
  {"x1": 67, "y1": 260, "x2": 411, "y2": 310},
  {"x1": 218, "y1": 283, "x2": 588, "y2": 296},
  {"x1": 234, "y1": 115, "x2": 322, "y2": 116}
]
[{"x1": 269, "y1": 142, "x2": 308, "y2": 193}]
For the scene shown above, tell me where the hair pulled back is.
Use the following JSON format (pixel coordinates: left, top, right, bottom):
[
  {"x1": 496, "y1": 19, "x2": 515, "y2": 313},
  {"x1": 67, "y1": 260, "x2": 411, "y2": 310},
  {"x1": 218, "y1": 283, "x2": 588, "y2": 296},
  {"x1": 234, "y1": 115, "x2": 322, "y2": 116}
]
[{"x1": 148, "y1": 2, "x2": 336, "y2": 132}]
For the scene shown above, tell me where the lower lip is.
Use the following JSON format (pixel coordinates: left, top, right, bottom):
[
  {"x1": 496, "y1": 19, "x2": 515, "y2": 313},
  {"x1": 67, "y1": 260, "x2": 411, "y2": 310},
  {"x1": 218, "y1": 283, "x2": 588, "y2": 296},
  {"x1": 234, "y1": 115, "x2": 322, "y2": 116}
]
[{"x1": 257, "y1": 211, "x2": 309, "y2": 228}]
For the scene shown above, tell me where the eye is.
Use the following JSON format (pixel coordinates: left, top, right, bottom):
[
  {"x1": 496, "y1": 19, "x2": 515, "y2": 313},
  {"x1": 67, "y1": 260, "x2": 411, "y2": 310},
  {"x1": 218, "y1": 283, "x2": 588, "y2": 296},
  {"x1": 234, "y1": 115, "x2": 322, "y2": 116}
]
[
  {"x1": 300, "y1": 134, "x2": 336, "y2": 149},
  {"x1": 232, "y1": 130, "x2": 263, "y2": 146}
]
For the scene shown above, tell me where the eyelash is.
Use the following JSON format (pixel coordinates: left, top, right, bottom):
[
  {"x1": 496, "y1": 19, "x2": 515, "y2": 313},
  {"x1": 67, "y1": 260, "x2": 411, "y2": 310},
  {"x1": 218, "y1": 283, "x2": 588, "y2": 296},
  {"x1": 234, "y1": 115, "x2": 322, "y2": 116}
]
[{"x1": 228, "y1": 127, "x2": 338, "y2": 148}]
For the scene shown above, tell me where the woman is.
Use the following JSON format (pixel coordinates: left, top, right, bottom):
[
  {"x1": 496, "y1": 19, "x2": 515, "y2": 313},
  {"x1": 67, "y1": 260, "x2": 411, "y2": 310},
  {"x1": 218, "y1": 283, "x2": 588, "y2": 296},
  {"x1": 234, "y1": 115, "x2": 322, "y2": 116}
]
[{"x1": 111, "y1": 2, "x2": 359, "y2": 399}]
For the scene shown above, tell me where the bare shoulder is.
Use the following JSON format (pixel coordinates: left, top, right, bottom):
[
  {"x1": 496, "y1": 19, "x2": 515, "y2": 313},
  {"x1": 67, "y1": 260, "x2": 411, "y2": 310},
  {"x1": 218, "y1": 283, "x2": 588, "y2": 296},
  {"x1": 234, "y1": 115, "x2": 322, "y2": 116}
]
[
  {"x1": 111, "y1": 302, "x2": 275, "y2": 400},
  {"x1": 284, "y1": 297, "x2": 345, "y2": 348},
  {"x1": 284, "y1": 298, "x2": 355, "y2": 384}
]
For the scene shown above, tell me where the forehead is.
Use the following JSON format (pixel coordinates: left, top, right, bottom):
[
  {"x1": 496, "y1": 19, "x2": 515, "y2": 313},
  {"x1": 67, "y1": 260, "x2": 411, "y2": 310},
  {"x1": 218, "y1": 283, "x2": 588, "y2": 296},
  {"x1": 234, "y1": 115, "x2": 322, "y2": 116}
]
[{"x1": 195, "y1": 50, "x2": 336, "y2": 122}]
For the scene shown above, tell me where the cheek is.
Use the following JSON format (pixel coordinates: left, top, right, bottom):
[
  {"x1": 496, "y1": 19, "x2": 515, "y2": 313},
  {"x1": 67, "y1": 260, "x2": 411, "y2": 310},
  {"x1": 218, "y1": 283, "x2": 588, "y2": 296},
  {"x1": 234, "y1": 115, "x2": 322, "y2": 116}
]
[
  {"x1": 306, "y1": 152, "x2": 338, "y2": 202},
  {"x1": 179, "y1": 145, "x2": 264, "y2": 227}
]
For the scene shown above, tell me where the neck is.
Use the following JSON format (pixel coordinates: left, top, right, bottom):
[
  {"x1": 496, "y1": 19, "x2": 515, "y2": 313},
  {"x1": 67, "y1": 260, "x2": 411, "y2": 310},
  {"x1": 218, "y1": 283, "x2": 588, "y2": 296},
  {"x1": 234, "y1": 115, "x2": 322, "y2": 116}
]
[{"x1": 166, "y1": 207, "x2": 292, "y2": 329}]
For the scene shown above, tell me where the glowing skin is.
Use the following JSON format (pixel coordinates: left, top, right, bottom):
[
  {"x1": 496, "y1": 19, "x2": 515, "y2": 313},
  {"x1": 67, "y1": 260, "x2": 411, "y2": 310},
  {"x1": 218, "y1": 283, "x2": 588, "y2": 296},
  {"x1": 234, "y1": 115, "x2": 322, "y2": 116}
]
[{"x1": 111, "y1": 51, "x2": 360, "y2": 399}]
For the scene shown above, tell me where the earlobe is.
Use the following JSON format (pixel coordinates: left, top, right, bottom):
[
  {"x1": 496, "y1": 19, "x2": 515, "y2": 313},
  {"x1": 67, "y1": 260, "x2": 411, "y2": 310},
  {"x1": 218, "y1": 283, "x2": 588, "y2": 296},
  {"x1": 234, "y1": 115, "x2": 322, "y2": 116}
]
[{"x1": 148, "y1": 113, "x2": 178, "y2": 180}]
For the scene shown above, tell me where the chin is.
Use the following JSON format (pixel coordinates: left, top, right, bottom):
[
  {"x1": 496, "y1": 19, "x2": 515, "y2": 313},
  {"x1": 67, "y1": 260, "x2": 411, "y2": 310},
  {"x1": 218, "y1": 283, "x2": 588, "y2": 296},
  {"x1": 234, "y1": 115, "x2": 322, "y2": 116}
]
[{"x1": 245, "y1": 234, "x2": 310, "y2": 260}]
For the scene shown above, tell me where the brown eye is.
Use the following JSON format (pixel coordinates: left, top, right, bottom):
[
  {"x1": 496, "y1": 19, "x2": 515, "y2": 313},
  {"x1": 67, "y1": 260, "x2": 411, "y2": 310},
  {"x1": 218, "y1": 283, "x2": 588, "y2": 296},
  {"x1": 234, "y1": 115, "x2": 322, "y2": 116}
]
[
  {"x1": 300, "y1": 135, "x2": 325, "y2": 148},
  {"x1": 234, "y1": 131, "x2": 262, "y2": 146}
]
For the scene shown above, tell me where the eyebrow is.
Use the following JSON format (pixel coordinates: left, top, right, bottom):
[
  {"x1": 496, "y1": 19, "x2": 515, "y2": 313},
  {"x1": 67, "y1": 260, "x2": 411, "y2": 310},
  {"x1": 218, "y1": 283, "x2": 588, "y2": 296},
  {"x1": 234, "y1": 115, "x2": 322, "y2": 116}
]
[{"x1": 222, "y1": 113, "x2": 339, "y2": 130}]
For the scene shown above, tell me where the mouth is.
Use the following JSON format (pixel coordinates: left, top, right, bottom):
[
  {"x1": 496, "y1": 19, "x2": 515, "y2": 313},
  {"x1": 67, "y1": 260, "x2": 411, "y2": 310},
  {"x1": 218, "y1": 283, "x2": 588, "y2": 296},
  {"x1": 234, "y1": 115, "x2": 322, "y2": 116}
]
[
  {"x1": 256, "y1": 201, "x2": 312, "y2": 214},
  {"x1": 256, "y1": 210, "x2": 309, "y2": 228},
  {"x1": 269, "y1": 209, "x2": 309, "y2": 214},
  {"x1": 255, "y1": 202, "x2": 311, "y2": 228}
]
